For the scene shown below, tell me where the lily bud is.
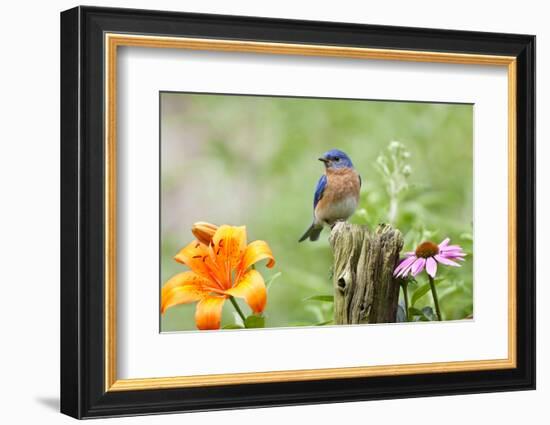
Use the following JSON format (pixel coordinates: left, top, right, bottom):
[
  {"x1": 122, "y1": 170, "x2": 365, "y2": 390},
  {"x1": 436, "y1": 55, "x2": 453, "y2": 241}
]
[{"x1": 192, "y1": 222, "x2": 218, "y2": 245}]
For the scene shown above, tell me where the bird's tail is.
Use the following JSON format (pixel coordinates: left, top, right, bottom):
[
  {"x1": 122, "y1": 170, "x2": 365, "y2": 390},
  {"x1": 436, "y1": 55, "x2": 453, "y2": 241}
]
[{"x1": 298, "y1": 223, "x2": 323, "y2": 242}]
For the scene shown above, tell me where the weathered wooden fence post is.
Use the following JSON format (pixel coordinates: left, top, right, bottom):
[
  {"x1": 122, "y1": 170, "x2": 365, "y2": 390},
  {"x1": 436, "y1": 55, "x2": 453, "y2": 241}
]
[{"x1": 329, "y1": 222, "x2": 403, "y2": 324}]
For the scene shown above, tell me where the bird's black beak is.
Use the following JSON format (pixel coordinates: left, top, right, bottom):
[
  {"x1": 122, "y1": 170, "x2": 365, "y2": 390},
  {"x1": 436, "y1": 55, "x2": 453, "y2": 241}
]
[{"x1": 318, "y1": 157, "x2": 329, "y2": 164}]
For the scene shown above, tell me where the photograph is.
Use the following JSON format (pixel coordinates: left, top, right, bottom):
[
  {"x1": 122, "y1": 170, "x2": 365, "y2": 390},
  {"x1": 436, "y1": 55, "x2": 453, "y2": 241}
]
[{"x1": 160, "y1": 92, "x2": 473, "y2": 332}]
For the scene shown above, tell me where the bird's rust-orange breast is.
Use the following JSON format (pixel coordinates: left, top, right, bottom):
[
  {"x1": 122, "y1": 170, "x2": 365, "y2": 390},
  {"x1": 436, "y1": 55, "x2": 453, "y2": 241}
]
[{"x1": 324, "y1": 167, "x2": 361, "y2": 202}]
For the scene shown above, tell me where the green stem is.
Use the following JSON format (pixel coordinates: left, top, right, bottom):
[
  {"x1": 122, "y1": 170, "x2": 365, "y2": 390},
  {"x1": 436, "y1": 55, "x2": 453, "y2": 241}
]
[
  {"x1": 428, "y1": 276, "x2": 442, "y2": 321},
  {"x1": 388, "y1": 195, "x2": 398, "y2": 225},
  {"x1": 402, "y1": 281, "x2": 409, "y2": 322},
  {"x1": 229, "y1": 296, "x2": 246, "y2": 323}
]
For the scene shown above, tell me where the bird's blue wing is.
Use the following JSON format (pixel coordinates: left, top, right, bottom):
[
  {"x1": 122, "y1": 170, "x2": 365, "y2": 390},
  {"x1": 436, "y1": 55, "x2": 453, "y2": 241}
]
[{"x1": 313, "y1": 174, "x2": 327, "y2": 209}]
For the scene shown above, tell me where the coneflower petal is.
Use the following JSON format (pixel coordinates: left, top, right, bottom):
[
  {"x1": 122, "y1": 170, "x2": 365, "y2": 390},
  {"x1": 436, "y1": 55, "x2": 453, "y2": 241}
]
[
  {"x1": 411, "y1": 258, "x2": 426, "y2": 276},
  {"x1": 397, "y1": 258, "x2": 417, "y2": 278},
  {"x1": 394, "y1": 255, "x2": 417, "y2": 276},
  {"x1": 435, "y1": 255, "x2": 461, "y2": 267},
  {"x1": 426, "y1": 257, "x2": 437, "y2": 277},
  {"x1": 439, "y1": 238, "x2": 450, "y2": 248},
  {"x1": 441, "y1": 250, "x2": 466, "y2": 258},
  {"x1": 440, "y1": 245, "x2": 462, "y2": 252}
]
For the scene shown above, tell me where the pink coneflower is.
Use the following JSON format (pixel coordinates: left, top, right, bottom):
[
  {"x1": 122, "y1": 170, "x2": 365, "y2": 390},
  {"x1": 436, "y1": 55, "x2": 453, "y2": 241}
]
[{"x1": 394, "y1": 238, "x2": 466, "y2": 279}]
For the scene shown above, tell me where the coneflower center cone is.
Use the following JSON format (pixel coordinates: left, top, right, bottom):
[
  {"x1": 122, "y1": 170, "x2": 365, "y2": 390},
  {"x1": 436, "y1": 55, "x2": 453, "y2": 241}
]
[{"x1": 415, "y1": 241, "x2": 439, "y2": 258}]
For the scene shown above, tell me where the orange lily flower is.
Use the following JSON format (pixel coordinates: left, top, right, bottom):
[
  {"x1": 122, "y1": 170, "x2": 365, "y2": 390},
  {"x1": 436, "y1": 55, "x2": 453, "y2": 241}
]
[{"x1": 161, "y1": 224, "x2": 276, "y2": 330}]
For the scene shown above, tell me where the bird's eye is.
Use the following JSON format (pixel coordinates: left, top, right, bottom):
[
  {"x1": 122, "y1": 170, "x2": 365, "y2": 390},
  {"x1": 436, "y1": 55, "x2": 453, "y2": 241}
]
[{"x1": 334, "y1": 157, "x2": 340, "y2": 162}]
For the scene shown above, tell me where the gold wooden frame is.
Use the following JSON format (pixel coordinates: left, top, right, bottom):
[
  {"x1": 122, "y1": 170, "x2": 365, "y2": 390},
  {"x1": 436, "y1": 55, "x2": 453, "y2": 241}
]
[{"x1": 104, "y1": 33, "x2": 517, "y2": 392}]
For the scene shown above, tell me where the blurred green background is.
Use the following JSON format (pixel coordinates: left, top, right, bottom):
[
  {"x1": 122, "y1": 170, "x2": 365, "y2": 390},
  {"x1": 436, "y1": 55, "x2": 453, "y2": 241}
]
[{"x1": 160, "y1": 92, "x2": 473, "y2": 332}]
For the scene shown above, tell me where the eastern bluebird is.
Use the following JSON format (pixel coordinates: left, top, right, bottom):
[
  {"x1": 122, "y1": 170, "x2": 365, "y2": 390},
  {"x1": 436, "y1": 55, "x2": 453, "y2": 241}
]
[{"x1": 299, "y1": 149, "x2": 361, "y2": 242}]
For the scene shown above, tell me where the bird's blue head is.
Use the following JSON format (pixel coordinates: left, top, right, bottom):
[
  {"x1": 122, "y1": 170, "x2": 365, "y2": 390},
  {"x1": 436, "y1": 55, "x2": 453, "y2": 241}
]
[{"x1": 318, "y1": 149, "x2": 354, "y2": 169}]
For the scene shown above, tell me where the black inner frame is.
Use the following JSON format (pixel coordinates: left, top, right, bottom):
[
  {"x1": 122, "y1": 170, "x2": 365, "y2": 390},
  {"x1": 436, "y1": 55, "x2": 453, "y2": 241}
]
[{"x1": 60, "y1": 6, "x2": 535, "y2": 419}]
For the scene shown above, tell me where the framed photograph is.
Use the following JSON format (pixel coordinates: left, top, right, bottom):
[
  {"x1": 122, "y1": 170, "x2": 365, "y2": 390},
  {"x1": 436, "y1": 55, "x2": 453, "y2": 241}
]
[{"x1": 60, "y1": 6, "x2": 535, "y2": 419}]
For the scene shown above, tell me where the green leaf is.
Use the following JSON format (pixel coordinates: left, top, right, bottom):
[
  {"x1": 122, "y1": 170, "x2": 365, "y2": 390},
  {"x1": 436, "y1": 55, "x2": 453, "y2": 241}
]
[
  {"x1": 265, "y1": 272, "x2": 282, "y2": 292},
  {"x1": 411, "y1": 278, "x2": 442, "y2": 306},
  {"x1": 406, "y1": 277, "x2": 419, "y2": 291},
  {"x1": 411, "y1": 283, "x2": 431, "y2": 306},
  {"x1": 303, "y1": 295, "x2": 334, "y2": 303},
  {"x1": 244, "y1": 314, "x2": 265, "y2": 328},
  {"x1": 437, "y1": 284, "x2": 460, "y2": 304},
  {"x1": 314, "y1": 320, "x2": 334, "y2": 326},
  {"x1": 222, "y1": 324, "x2": 244, "y2": 329},
  {"x1": 408, "y1": 307, "x2": 424, "y2": 317}
]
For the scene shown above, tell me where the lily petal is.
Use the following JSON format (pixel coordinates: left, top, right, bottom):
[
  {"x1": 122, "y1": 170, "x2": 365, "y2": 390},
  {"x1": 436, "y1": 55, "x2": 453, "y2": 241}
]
[
  {"x1": 225, "y1": 269, "x2": 267, "y2": 313},
  {"x1": 195, "y1": 295, "x2": 226, "y2": 330},
  {"x1": 161, "y1": 271, "x2": 210, "y2": 314},
  {"x1": 240, "y1": 240, "x2": 276, "y2": 273},
  {"x1": 212, "y1": 225, "x2": 247, "y2": 269},
  {"x1": 174, "y1": 241, "x2": 215, "y2": 281}
]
